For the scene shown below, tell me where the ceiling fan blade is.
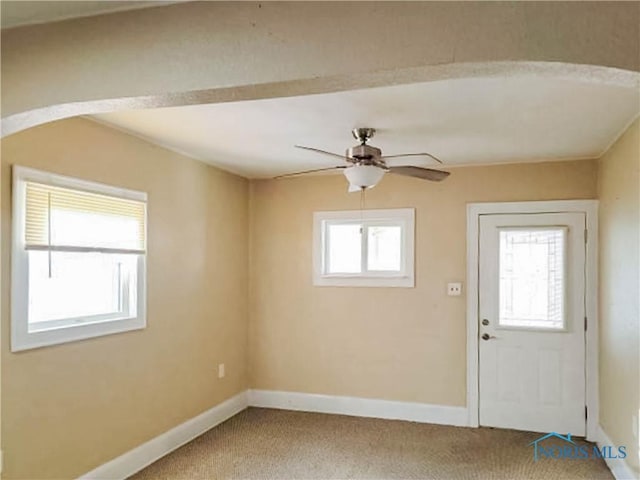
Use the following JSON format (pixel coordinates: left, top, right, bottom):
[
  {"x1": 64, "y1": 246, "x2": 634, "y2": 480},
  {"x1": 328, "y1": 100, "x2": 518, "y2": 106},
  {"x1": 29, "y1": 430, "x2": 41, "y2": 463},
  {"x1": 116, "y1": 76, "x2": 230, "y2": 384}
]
[
  {"x1": 274, "y1": 165, "x2": 347, "y2": 179},
  {"x1": 388, "y1": 166, "x2": 450, "y2": 182},
  {"x1": 295, "y1": 145, "x2": 350, "y2": 161},
  {"x1": 382, "y1": 152, "x2": 444, "y2": 164}
]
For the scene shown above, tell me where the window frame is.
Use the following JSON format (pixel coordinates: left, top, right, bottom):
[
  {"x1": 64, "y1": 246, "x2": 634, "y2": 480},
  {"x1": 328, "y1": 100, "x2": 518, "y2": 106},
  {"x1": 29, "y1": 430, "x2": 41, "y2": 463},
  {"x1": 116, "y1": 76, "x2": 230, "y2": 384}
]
[
  {"x1": 11, "y1": 166, "x2": 147, "y2": 352},
  {"x1": 313, "y1": 208, "x2": 415, "y2": 287}
]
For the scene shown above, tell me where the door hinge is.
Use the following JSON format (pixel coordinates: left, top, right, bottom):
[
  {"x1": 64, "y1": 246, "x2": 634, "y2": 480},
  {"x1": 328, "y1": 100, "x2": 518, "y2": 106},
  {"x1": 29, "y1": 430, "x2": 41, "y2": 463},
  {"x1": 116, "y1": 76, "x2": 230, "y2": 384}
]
[
  {"x1": 584, "y1": 229, "x2": 588, "y2": 244},
  {"x1": 585, "y1": 406, "x2": 588, "y2": 420},
  {"x1": 584, "y1": 317, "x2": 587, "y2": 331}
]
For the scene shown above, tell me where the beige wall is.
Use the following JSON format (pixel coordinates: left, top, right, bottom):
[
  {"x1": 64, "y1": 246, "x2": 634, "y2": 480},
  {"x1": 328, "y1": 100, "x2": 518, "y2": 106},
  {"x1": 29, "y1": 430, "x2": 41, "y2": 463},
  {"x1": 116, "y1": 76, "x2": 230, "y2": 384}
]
[
  {"x1": 249, "y1": 160, "x2": 598, "y2": 405},
  {"x1": 0, "y1": 114, "x2": 633, "y2": 479},
  {"x1": 2, "y1": 2, "x2": 639, "y2": 134},
  {"x1": 0, "y1": 118, "x2": 250, "y2": 479},
  {"x1": 598, "y1": 118, "x2": 640, "y2": 473}
]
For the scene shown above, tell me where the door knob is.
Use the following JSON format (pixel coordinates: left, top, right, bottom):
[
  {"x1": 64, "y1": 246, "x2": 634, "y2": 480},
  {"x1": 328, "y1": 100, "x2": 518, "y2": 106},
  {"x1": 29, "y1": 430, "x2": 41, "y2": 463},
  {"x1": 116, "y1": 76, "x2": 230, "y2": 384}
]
[{"x1": 481, "y1": 333, "x2": 496, "y2": 341}]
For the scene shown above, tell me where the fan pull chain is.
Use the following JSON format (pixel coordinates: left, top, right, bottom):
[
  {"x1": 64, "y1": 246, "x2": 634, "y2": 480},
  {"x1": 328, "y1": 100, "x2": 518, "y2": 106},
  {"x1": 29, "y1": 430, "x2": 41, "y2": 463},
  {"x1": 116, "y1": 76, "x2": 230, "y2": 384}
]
[
  {"x1": 359, "y1": 187, "x2": 366, "y2": 235},
  {"x1": 47, "y1": 192, "x2": 53, "y2": 278}
]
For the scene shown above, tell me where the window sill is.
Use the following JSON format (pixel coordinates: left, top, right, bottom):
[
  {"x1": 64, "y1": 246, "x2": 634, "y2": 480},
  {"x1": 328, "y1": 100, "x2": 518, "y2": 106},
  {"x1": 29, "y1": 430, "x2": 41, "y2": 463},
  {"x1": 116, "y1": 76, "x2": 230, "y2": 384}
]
[
  {"x1": 11, "y1": 315, "x2": 146, "y2": 352},
  {"x1": 313, "y1": 275, "x2": 414, "y2": 288},
  {"x1": 28, "y1": 314, "x2": 137, "y2": 333}
]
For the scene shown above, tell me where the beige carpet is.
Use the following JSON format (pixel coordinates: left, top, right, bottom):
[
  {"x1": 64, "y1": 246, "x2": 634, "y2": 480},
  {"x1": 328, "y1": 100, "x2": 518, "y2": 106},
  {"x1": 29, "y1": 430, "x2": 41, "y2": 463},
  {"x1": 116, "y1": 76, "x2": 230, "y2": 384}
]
[{"x1": 131, "y1": 408, "x2": 614, "y2": 479}]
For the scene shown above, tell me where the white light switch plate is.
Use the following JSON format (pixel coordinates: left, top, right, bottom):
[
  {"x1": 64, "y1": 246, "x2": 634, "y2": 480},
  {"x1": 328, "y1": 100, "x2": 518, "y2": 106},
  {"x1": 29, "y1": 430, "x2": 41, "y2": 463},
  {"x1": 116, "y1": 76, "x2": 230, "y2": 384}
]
[
  {"x1": 218, "y1": 363, "x2": 225, "y2": 378},
  {"x1": 447, "y1": 282, "x2": 462, "y2": 296}
]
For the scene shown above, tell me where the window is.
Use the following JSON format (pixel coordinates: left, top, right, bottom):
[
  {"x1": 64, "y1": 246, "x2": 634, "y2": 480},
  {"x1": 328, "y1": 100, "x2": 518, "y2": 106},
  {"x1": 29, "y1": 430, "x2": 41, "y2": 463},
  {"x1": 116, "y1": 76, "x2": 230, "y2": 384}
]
[
  {"x1": 313, "y1": 209, "x2": 414, "y2": 287},
  {"x1": 498, "y1": 227, "x2": 566, "y2": 330},
  {"x1": 11, "y1": 166, "x2": 147, "y2": 351}
]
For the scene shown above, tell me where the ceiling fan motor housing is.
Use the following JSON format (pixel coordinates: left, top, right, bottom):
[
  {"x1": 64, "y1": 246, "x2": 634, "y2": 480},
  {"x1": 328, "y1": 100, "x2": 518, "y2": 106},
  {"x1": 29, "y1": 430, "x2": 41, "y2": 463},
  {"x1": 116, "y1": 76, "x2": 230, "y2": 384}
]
[{"x1": 346, "y1": 144, "x2": 383, "y2": 164}]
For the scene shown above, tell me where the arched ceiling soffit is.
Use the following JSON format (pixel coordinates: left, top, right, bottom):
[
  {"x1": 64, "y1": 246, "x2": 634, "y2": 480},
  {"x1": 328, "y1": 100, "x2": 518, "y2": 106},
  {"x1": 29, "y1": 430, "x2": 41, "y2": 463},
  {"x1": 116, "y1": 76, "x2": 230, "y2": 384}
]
[{"x1": 3, "y1": 61, "x2": 639, "y2": 138}]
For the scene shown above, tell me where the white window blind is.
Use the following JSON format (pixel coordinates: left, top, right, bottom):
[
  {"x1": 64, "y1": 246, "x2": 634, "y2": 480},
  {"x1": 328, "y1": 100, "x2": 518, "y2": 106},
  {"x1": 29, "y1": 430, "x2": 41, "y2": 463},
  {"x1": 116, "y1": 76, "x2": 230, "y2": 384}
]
[{"x1": 25, "y1": 181, "x2": 146, "y2": 254}]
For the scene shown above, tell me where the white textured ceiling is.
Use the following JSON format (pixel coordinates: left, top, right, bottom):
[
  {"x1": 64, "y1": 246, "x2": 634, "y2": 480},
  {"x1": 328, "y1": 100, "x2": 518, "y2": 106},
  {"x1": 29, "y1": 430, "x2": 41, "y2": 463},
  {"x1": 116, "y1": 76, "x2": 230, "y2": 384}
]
[
  {"x1": 93, "y1": 76, "x2": 639, "y2": 178},
  {"x1": 0, "y1": 1, "x2": 178, "y2": 29}
]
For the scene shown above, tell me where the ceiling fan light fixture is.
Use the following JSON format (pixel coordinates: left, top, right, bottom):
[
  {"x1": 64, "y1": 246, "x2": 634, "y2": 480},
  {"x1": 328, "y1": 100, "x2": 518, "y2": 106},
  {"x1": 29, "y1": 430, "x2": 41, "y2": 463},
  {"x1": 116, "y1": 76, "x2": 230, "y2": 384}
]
[
  {"x1": 343, "y1": 165, "x2": 385, "y2": 189},
  {"x1": 288, "y1": 127, "x2": 450, "y2": 188}
]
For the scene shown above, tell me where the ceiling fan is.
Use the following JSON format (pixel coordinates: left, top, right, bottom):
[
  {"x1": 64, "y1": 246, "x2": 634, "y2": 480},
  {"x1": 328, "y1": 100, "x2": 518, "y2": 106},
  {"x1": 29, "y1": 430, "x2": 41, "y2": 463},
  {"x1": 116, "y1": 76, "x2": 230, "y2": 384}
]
[{"x1": 276, "y1": 127, "x2": 450, "y2": 192}]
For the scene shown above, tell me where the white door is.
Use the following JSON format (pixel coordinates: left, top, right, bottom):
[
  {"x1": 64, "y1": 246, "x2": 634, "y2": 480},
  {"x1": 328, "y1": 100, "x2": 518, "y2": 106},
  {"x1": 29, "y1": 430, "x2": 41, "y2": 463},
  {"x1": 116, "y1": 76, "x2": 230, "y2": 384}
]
[{"x1": 478, "y1": 212, "x2": 586, "y2": 435}]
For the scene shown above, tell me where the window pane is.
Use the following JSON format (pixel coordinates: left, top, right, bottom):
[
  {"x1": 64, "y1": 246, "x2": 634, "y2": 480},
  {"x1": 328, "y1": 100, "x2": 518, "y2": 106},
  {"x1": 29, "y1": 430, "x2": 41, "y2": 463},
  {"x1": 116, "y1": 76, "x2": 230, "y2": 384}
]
[
  {"x1": 367, "y1": 226, "x2": 402, "y2": 271},
  {"x1": 326, "y1": 223, "x2": 361, "y2": 274},
  {"x1": 50, "y1": 208, "x2": 142, "y2": 250},
  {"x1": 499, "y1": 228, "x2": 566, "y2": 329},
  {"x1": 28, "y1": 251, "x2": 137, "y2": 329}
]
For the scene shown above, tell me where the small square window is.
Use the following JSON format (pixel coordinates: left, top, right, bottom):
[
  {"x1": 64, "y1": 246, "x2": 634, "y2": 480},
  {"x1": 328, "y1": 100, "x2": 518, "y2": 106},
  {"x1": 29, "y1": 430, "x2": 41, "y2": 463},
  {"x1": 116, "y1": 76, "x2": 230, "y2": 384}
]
[
  {"x1": 313, "y1": 209, "x2": 414, "y2": 287},
  {"x1": 11, "y1": 166, "x2": 147, "y2": 351}
]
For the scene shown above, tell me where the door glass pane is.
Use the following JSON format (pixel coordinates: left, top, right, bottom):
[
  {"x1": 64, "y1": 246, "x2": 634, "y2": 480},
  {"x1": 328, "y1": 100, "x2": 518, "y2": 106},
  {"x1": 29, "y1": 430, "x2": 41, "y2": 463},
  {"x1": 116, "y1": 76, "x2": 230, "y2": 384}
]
[
  {"x1": 367, "y1": 226, "x2": 402, "y2": 271},
  {"x1": 326, "y1": 223, "x2": 361, "y2": 274},
  {"x1": 498, "y1": 228, "x2": 566, "y2": 329}
]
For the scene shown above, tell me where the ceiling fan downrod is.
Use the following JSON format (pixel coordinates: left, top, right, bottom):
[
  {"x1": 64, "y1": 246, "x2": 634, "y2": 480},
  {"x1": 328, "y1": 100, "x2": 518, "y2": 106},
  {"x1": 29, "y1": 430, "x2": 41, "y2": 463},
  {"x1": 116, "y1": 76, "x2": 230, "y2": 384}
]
[{"x1": 352, "y1": 127, "x2": 376, "y2": 145}]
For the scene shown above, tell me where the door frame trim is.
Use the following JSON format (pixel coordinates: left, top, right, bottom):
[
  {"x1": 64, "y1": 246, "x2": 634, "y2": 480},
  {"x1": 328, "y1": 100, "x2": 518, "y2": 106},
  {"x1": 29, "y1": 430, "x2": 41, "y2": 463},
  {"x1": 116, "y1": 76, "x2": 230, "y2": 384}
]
[{"x1": 466, "y1": 200, "x2": 599, "y2": 440}]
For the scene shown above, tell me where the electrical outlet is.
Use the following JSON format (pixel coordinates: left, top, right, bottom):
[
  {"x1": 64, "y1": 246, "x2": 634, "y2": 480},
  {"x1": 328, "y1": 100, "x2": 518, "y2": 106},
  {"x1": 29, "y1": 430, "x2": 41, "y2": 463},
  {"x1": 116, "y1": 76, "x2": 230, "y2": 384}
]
[
  {"x1": 447, "y1": 282, "x2": 462, "y2": 296},
  {"x1": 218, "y1": 363, "x2": 225, "y2": 379}
]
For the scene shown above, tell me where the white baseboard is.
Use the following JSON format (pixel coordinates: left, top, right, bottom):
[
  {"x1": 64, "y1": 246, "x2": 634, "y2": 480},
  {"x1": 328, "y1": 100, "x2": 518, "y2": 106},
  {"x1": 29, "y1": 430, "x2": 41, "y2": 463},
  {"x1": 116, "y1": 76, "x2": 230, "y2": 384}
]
[
  {"x1": 82, "y1": 390, "x2": 632, "y2": 480},
  {"x1": 78, "y1": 391, "x2": 248, "y2": 480},
  {"x1": 74, "y1": 389, "x2": 640, "y2": 480},
  {"x1": 597, "y1": 425, "x2": 639, "y2": 480},
  {"x1": 78, "y1": 389, "x2": 469, "y2": 479},
  {"x1": 247, "y1": 389, "x2": 469, "y2": 427}
]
